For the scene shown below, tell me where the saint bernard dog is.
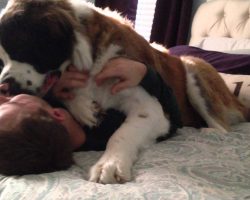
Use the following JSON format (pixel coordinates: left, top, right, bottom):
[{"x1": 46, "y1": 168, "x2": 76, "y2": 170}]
[{"x1": 0, "y1": 0, "x2": 249, "y2": 184}]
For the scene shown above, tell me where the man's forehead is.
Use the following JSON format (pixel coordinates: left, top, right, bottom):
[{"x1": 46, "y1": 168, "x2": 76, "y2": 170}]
[{"x1": 0, "y1": 106, "x2": 24, "y2": 131}]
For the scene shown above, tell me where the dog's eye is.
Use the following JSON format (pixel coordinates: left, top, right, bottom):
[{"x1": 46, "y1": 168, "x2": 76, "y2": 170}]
[{"x1": 0, "y1": 60, "x2": 3, "y2": 73}]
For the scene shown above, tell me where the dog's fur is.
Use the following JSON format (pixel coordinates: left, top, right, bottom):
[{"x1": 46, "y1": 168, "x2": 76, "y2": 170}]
[{"x1": 0, "y1": 0, "x2": 249, "y2": 183}]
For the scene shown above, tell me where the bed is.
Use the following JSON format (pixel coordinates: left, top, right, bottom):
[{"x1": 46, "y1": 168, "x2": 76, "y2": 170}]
[{"x1": 0, "y1": 0, "x2": 250, "y2": 199}]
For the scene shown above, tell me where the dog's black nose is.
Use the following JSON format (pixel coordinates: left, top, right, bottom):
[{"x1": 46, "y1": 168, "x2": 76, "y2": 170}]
[{"x1": 1, "y1": 77, "x2": 21, "y2": 95}]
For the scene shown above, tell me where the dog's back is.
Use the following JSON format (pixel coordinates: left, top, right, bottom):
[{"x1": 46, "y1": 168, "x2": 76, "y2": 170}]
[{"x1": 75, "y1": 3, "x2": 249, "y2": 131}]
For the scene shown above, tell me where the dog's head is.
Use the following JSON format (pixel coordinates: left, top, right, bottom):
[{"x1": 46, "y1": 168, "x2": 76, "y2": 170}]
[{"x1": 0, "y1": 0, "x2": 93, "y2": 95}]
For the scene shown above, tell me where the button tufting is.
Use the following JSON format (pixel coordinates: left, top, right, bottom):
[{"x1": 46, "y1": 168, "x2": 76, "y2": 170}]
[
  {"x1": 190, "y1": 0, "x2": 250, "y2": 47},
  {"x1": 217, "y1": 11, "x2": 224, "y2": 18},
  {"x1": 243, "y1": 12, "x2": 249, "y2": 19},
  {"x1": 201, "y1": 32, "x2": 207, "y2": 37}
]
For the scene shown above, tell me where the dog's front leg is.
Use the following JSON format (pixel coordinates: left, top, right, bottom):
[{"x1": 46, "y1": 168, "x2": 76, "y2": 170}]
[
  {"x1": 89, "y1": 123, "x2": 137, "y2": 184},
  {"x1": 89, "y1": 88, "x2": 170, "y2": 184}
]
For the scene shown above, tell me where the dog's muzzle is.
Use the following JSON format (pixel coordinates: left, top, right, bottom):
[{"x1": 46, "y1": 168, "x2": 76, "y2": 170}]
[
  {"x1": 0, "y1": 70, "x2": 61, "y2": 96},
  {"x1": 0, "y1": 77, "x2": 34, "y2": 95}
]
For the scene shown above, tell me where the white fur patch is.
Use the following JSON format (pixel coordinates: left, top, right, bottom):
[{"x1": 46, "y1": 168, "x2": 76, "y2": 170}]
[
  {"x1": 72, "y1": 31, "x2": 93, "y2": 71},
  {"x1": 91, "y1": 44, "x2": 122, "y2": 75}
]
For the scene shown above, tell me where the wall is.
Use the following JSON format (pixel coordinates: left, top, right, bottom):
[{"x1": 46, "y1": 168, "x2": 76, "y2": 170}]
[
  {"x1": 192, "y1": 0, "x2": 206, "y2": 20},
  {"x1": 0, "y1": 0, "x2": 8, "y2": 9}
]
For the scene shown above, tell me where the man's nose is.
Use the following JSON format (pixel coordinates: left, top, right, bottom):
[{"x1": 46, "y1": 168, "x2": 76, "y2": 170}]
[{"x1": 0, "y1": 83, "x2": 9, "y2": 94}]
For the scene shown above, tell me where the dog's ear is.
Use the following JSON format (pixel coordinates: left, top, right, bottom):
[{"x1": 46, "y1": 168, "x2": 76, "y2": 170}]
[{"x1": 72, "y1": 32, "x2": 93, "y2": 72}]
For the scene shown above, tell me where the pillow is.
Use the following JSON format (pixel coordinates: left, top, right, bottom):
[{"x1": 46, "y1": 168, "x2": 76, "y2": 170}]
[
  {"x1": 169, "y1": 45, "x2": 250, "y2": 74},
  {"x1": 198, "y1": 37, "x2": 250, "y2": 52},
  {"x1": 223, "y1": 49, "x2": 250, "y2": 55},
  {"x1": 219, "y1": 73, "x2": 250, "y2": 108}
]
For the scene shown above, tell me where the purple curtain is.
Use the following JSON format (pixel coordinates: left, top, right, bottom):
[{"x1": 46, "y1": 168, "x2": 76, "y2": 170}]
[
  {"x1": 150, "y1": 0, "x2": 193, "y2": 48},
  {"x1": 95, "y1": 0, "x2": 138, "y2": 23}
]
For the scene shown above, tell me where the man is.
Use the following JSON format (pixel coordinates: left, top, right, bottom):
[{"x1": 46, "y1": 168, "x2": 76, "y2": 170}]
[
  {"x1": 0, "y1": 58, "x2": 180, "y2": 175},
  {"x1": 0, "y1": 94, "x2": 76, "y2": 175}
]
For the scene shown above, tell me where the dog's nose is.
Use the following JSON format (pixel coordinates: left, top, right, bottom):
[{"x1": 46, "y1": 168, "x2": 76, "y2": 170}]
[
  {"x1": 1, "y1": 77, "x2": 22, "y2": 95},
  {"x1": 1, "y1": 77, "x2": 35, "y2": 95}
]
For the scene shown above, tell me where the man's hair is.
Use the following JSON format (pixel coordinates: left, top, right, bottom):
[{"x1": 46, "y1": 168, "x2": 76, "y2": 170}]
[{"x1": 0, "y1": 109, "x2": 74, "y2": 176}]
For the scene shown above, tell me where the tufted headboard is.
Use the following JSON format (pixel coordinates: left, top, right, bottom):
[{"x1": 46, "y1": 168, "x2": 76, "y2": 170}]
[{"x1": 189, "y1": 0, "x2": 250, "y2": 50}]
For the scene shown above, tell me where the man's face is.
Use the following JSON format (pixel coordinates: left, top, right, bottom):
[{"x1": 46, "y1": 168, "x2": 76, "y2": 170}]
[
  {"x1": 0, "y1": 94, "x2": 53, "y2": 131},
  {"x1": 0, "y1": 93, "x2": 86, "y2": 149}
]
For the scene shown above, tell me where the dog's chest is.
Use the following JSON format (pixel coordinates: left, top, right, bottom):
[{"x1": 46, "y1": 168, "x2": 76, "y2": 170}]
[{"x1": 64, "y1": 77, "x2": 126, "y2": 127}]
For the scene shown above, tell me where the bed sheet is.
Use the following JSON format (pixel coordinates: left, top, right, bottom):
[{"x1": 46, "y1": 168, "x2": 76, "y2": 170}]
[{"x1": 0, "y1": 123, "x2": 249, "y2": 200}]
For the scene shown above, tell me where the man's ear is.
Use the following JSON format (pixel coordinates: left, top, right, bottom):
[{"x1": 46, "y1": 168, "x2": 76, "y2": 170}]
[{"x1": 47, "y1": 108, "x2": 66, "y2": 122}]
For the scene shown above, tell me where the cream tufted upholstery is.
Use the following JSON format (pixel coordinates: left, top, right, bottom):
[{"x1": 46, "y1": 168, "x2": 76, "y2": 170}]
[{"x1": 189, "y1": 0, "x2": 250, "y2": 46}]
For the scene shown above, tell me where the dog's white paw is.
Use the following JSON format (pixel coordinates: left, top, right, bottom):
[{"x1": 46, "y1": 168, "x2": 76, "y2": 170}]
[
  {"x1": 76, "y1": 100, "x2": 100, "y2": 127},
  {"x1": 89, "y1": 154, "x2": 132, "y2": 184},
  {"x1": 65, "y1": 98, "x2": 100, "y2": 127}
]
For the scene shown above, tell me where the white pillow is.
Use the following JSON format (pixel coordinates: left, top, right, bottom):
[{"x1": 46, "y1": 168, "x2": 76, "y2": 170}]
[
  {"x1": 219, "y1": 73, "x2": 250, "y2": 108},
  {"x1": 199, "y1": 37, "x2": 250, "y2": 52}
]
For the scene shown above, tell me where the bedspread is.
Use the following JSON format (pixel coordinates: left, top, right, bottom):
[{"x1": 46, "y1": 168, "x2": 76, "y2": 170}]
[{"x1": 0, "y1": 123, "x2": 250, "y2": 200}]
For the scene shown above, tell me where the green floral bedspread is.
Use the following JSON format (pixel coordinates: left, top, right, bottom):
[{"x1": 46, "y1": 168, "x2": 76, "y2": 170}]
[{"x1": 0, "y1": 123, "x2": 249, "y2": 200}]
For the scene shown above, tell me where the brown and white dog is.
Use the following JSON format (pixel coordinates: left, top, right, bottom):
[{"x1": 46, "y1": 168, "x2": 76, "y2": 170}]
[{"x1": 0, "y1": 0, "x2": 248, "y2": 183}]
